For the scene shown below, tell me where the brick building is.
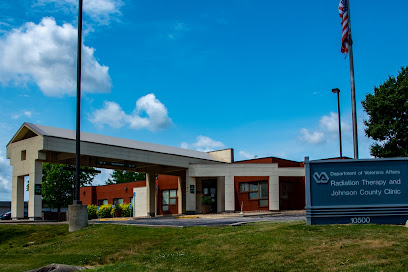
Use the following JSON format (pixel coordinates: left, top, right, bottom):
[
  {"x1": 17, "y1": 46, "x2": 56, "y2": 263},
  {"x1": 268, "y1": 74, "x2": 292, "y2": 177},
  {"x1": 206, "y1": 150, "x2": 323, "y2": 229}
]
[{"x1": 80, "y1": 157, "x2": 305, "y2": 215}]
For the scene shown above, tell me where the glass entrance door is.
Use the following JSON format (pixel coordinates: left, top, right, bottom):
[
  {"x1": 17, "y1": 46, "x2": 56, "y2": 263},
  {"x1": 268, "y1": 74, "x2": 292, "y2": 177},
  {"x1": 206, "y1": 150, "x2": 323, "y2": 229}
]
[{"x1": 202, "y1": 179, "x2": 217, "y2": 213}]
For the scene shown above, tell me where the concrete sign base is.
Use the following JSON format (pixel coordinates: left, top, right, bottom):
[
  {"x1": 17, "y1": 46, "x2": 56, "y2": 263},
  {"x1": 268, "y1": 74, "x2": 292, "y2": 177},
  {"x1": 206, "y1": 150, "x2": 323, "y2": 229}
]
[{"x1": 68, "y1": 204, "x2": 88, "y2": 232}]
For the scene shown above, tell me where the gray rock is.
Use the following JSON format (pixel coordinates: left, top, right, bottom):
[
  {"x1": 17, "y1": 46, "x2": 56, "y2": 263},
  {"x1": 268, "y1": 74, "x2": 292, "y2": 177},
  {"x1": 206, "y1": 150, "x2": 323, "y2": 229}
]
[{"x1": 26, "y1": 263, "x2": 85, "y2": 272}]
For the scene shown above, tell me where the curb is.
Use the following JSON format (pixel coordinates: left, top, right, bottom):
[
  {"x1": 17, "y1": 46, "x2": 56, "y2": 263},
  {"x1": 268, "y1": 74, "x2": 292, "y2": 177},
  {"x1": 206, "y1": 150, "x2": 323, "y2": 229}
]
[
  {"x1": 175, "y1": 215, "x2": 200, "y2": 219},
  {"x1": 98, "y1": 217, "x2": 133, "y2": 221}
]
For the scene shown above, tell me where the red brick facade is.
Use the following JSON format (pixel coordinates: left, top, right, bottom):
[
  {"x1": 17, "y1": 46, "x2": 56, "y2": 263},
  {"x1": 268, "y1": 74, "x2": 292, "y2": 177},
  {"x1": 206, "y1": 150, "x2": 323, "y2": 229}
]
[
  {"x1": 80, "y1": 180, "x2": 146, "y2": 206},
  {"x1": 234, "y1": 157, "x2": 305, "y2": 211},
  {"x1": 157, "y1": 175, "x2": 179, "y2": 215},
  {"x1": 80, "y1": 175, "x2": 179, "y2": 215}
]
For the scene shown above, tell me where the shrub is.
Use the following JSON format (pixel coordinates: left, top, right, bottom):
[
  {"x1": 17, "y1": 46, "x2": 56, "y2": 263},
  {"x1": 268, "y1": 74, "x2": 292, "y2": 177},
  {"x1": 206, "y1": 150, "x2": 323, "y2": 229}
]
[
  {"x1": 98, "y1": 204, "x2": 112, "y2": 218},
  {"x1": 87, "y1": 204, "x2": 97, "y2": 220},
  {"x1": 202, "y1": 195, "x2": 212, "y2": 205},
  {"x1": 120, "y1": 203, "x2": 132, "y2": 217}
]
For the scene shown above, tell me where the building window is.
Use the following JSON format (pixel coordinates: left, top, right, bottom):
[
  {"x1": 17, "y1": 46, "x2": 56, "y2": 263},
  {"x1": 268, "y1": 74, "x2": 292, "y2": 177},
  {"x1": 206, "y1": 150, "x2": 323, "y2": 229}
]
[
  {"x1": 21, "y1": 150, "x2": 26, "y2": 161},
  {"x1": 239, "y1": 183, "x2": 249, "y2": 192},
  {"x1": 98, "y1": 199, "x2": 108, "y2": 206},
  {"x1": 113, "y1": 198, "x2": 123, "y2": 206},
  {"x1": 247, "y1": 181, "x2": 268, "y2": 206},
  {"x1": 162, "y1": 189, "x2": 177, "y2": 211},
  {"x1": 248, "y1": 183, "x2": 258, "y2": 199}
]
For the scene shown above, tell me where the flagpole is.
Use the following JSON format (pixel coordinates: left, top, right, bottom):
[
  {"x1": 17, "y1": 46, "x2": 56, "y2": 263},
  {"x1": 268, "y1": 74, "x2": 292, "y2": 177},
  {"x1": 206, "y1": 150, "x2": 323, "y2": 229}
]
[{"x1": 347, "y1": 0, "x2": 359, "y2": 159}]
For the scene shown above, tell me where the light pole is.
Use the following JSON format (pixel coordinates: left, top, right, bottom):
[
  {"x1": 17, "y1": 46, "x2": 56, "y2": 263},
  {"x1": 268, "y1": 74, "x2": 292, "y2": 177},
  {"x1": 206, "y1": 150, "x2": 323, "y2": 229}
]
[
  {"x1": 74, "y1": 0, "x2": 83, "y2": 205},
  {"x1": 332, "y1": 88, "x2": 343, "y2": 158},
  {"x1": 68, "y1": 0, "x2": 87, "y2": 232}
]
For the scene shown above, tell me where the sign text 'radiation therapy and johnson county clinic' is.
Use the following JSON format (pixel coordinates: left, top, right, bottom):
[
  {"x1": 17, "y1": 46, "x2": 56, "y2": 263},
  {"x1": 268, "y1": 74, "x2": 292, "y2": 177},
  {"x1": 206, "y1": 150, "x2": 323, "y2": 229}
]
[
  {"x1": 306, "y1": 158, "x2": 408, "y2": 225},
  {"x1": 311, "y1": 160, "x2": 407, "y2": 206}
]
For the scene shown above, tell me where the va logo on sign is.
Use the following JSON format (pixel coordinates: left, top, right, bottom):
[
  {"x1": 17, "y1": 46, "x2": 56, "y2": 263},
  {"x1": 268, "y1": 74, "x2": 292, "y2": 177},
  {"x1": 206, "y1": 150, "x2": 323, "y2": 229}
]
[{"x1": 313, "y1": 172, "x2": 329, "y2": 184}]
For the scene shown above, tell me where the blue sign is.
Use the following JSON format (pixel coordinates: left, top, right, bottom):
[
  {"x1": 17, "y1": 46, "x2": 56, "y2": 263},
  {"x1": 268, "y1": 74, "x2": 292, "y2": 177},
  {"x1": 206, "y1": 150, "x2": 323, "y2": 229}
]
[{"x1": 306, "y1": 158, "x2": 408, "y2": 225}]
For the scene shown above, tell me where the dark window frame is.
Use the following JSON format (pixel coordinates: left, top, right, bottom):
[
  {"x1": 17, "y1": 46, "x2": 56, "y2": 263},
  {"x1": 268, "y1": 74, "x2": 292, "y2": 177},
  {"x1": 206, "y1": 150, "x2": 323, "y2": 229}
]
[
  {"x1": 98, "y1": 199, "x2": 108, "y2": 206},
  {"x1": 239, "y1": 182, "x2": 249, "y2": 192},
  {"x1": 113, "y1": 198, "x2": 123, "y2": 206},
  {"x1": 244, "y1": 181, "x2": 269, "y2": 207},
  {"x1": 162, "y1": 189, "x2": 178, "y2": 211}
]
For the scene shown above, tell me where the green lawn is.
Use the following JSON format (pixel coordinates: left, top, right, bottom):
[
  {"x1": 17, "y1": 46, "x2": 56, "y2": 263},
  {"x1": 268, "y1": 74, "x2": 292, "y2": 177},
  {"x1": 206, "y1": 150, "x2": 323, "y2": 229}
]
[{"x1": 0, "y1": 221, "x2": 407, "y2": 271}]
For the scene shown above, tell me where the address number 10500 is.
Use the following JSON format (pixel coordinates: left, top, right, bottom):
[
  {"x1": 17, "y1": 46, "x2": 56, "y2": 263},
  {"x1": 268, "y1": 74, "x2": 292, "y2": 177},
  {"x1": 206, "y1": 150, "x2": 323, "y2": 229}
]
[{"x1": 351, "y1": 217, "x2": 370, "y2": 224}]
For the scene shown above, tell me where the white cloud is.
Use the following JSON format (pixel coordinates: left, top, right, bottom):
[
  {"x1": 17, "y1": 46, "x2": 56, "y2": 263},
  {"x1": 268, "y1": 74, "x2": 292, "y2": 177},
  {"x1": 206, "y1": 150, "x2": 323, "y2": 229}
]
[
  {"x1": 299, "y1": 112, "x2": 352, "y2": 145},
  {"x1": 181, "y1": 136, "x2": 225, "y2": 152},
  {"x1": 83, "y1": 0, "x2": 122, "y2": 20},
  {"x1": 127, "y1": 94, "x2": 172, "y2": 131},
  {"x1": 93, "y1": 168, "x2": 113, "y2": 186},
  {"x1": 89, "y1": 93, "x2": 172, "y2": 132},
  {"x1": 0, "y1": 150, "x2": 11, "y2": 193},
  {"x1": 36, "y1": 0, "x2": 122, "y2": 24},
  {"x1": 320, "y1": 112, "x2": 351, "y2": 134},
  {"x1": 11, "y1": 111, "x2": 32, "y2": 120},
  {"x1": 0, "y1": 176, "x2": 10, "y2": 193},
  {"x1": 89, "y1": 101, "x2": 127, "y2": 128},
  {"x1": 299, "y1": 128, "x2": 325, "y2": 145},
  {"x1": 0, "y1": 17, "x2": 111, "y2": 97}
]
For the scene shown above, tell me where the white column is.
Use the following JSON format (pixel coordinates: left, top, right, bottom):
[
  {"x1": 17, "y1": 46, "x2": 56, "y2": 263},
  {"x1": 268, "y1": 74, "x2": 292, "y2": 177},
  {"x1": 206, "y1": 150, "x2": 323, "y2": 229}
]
[
  {"x1": 177, "y1": 175, "x2": 186, "y2": 214},
  {"x1": 216, "y1": 176, "x2": 225, "y2": 212},
  {"x1": 28, "y1": 161, "x2": 43, "y2": 220},
  {"x1": 269, "y1": 175, "x2": 279, "y2": 211},
  {"x1": 185, "y1": 169, "x2": 196, "y2": 214},
  {"x1": 224, "y1": 175, "x2": 234, "y2": 212},
  {"x1": 11, "y1": 175, "x2": 25, "y2": 219},
  {"x1": 146, "y1": 172, "x2": 156, "y2": 217}
]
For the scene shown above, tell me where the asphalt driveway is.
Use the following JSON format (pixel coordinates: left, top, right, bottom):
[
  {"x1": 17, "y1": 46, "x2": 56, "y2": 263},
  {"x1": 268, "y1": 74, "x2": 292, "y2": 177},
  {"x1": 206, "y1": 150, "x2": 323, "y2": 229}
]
[{"x1": 92, "y1": 213, "x2": 306, "y2": 227}]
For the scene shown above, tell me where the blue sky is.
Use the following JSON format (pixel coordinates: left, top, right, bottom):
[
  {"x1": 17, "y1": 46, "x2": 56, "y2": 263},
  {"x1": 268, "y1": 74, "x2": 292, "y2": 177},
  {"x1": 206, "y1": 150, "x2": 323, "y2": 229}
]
[{"x1": 0, "y1": 0, "x2": 407, "y2": 199}]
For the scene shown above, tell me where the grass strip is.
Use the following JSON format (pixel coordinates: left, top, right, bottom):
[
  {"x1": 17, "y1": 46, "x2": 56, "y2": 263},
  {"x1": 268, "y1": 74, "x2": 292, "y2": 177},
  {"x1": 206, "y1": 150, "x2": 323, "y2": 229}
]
[{"x1": 0, "y1": 221, "x2": 407, "y2": 271}]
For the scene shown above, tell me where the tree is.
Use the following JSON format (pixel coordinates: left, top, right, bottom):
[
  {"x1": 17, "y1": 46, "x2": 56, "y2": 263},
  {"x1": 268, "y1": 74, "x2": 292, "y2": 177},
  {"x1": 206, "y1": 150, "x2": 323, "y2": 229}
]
[
  {"x1": 41, "y1": 163, "x2": 96, "y2": 218},
  {"x1": 362, "y1": 66, "x2": 408, "y2": 157},
  {"x1": 105, "y1": 170, "x2": 146, "y2": 185}
]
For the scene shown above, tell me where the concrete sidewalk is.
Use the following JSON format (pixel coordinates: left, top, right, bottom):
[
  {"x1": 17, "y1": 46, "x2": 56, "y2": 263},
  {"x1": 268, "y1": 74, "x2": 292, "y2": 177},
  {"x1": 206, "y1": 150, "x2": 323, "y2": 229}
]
[
  {"x1": 94, "y1": 210, "x2": 306, "y2": 222},
  {"x1": 176, "y1": 210, "x2": 305, "y2": 219}
]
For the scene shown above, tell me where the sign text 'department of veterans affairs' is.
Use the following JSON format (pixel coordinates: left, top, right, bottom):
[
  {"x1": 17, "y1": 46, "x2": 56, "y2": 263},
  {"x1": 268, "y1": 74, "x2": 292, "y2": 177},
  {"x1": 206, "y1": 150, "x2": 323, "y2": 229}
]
[{"x1": 306, "y1": 158, "x2": 408, "y2": 225}]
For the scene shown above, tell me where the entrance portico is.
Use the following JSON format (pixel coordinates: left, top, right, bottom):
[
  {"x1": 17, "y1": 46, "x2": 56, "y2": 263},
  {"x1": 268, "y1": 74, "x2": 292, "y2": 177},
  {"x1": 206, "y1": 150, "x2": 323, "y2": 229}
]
[
  {"x1": 7, "y1": 123, "x2": 231, "y2": 220},
  {"x1": 7, "y1": 123, "x2": 305, "y2": 219}
]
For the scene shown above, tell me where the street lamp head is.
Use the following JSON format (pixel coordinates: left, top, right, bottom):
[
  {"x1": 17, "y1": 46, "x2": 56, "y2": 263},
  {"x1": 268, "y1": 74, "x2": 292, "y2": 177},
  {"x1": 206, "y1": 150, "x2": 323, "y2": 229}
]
[{"x1": 332, "y1": 88, "x2": 340, "y2": 94}]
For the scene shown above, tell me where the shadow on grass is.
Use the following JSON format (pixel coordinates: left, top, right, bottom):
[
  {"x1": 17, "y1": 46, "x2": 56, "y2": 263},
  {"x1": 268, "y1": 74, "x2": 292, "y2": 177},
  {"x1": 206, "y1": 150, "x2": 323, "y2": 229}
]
[{"x1": 0, "y1": 227, "x2": 32, "y2": 245}]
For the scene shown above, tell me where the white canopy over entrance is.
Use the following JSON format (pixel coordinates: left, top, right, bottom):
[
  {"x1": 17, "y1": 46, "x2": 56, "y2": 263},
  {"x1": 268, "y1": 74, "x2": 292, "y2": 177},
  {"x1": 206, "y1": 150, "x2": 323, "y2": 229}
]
[{"x1": 7, "y1": 123, "x2": 304, "y2": 220}]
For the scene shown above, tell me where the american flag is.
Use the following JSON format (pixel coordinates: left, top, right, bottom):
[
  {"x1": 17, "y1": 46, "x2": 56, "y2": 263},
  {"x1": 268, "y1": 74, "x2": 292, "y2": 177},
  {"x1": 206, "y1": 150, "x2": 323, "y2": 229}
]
[{"x1": 338, "y1": 0, "x2": 350, "y2": 53}]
